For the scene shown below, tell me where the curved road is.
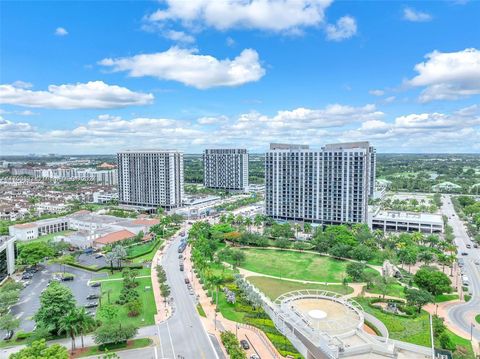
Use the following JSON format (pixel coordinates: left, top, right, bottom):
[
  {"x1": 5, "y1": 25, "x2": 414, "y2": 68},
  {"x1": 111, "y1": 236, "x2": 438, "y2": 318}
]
[{"x1": 442, "y1": 195, "x2": 480, "y2": 340}]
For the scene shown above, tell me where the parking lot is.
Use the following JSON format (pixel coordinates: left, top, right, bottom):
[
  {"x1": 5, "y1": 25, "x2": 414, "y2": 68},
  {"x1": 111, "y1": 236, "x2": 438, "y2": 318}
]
[
  {"x1": 76, "y1": 252, "x2": 108, "y2": 268},
  {"x1": 7, "y1": 264, "x2": 106, "y2": 333}
]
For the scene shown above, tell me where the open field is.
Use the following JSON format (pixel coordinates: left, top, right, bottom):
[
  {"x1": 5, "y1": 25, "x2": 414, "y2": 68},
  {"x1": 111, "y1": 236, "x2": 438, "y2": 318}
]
[
  {"x1": 247, "y1": 276, "x2": 353, "y2": 300},
  {"x1": 231, "y1": 248, "x2": 379, "y2": 283},
  {"x1": 365, "y1": 283, "x2": 406, "y2": 299},
  {"x1": 97, "y1": 277, "x2": 156, "y2": 327}
]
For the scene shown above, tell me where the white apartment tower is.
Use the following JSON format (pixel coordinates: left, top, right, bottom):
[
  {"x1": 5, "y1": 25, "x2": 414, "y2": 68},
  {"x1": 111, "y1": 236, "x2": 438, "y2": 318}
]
[
  {"x1": 117, "y1": 150, "x2": 184, "y2": 209},
  {"x1": 203, "y1": 149, "x2": 249, "y2": 192},
  {"x1": 265, "y1": 142, "x2": 376, "y2": 224}
]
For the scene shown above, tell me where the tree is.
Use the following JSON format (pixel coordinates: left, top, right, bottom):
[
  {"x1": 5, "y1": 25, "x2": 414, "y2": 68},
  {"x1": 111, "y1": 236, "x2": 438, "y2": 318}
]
[
  {"x1": 230, "y1": 249, "x2": 246, "y2": 268},
  {"x1": 18, "y1": 242, "x2": 54, "y2": 266},
  {"x1": 406, "y1": 288, "x2": 434, "y2": 313},
  {"x1": 414, "y1": 267, "x2": 452, "y2": 296},
  {"x1": 0, "y1": 313, "x2": 20, "y2": 333},
  {"x1": 98, "y1": 305, "x2": 119, "y2": 323},
  {"x1": 0, "y1": 290, "x2": 20, "y2": 314},
  {"x1": 9, "y1": 339, "x2": 68, "y2": 359},
  {"x1": 346, "y1": 262, "x2": 366, "y2": 282},
  {"x1": 276, "y1": 237, "x2": 290, "y2": 249},
  {"x1": 374, "y1": 276, "x2": 395, "y2": 299},
  {"x1": 439, "y1": 332, "x2": 456, "y2": 351},
  {"x1": 94, "y1": 323, "x2": 138, "y2": 346},
  {"x1": 58, "y1": 311, "x2": 80, "y2": 352},
  {"x1": 34, "y1": 282, "x2": 76, "y2": 334},
  {"x1": 304, "y1": 222, "x2": 312, "y2": 234},
  {"x1": 111, "y1": 245, "x2": 127, "y2": 268},
  {"x1": 76, "y1": 307, "x2": 96, "y2": 348}
]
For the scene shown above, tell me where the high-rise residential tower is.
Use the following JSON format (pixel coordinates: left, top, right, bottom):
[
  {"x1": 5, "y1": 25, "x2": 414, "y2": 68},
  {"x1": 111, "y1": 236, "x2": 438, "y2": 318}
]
[
  {"x1": 117, "y1": 150, "x2": 184, "y2": 209},
  {"x1": 265, "y1": 142, "x2": 376, "y2": 224},
  {"x1": 203, "y1": 148, "x2": 249, "y2": 192}
]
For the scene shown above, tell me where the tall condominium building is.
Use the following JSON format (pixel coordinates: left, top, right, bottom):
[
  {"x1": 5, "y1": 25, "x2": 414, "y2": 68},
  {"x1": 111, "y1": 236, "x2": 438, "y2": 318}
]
[
  {"x1": 0, "y1": 236, "x2": 16, "y2": 284},
  {"x1": 203, "y1": 149, "x2": 249, "y2": 192},
  {"x1": 265, "y1": 142, "x2": 376, "y2": 225},
  {"x1": 117, "y1": 150, "x2": 184, "y2": 209}
]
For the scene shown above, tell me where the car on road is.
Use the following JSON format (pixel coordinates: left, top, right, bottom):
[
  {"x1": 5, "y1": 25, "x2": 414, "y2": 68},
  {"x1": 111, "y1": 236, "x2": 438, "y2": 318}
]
[
  {"x1": 3, "y1": 330, "x2": 14, "y2": 341},
  {"x1": 90, "y1": 282, "x2": 101, "y2": 287},
  {"x1": 178, "y1": 254, "x2": 183, "y2": 259},
  {"x1": 61, "y1": 275, "x2": 74, "y2": 281},
  {"x1": 461, "y1": 252, "x2": 468, "y2": 256},
  {"x1": 240, "y1": 339, "x2": 250, "y2": 350},
  {"x1": 474, "y1": 244, "x2": 478, "y2": 248},
  {"x1": 21, "y1": 273, "x2": 33, "y2": 280},
  {"x1": 189, "y1": 288, "x2": 194, "y2": 295},
  {"x1": 184, "y1": 278, "x2": 190, "y2": 284},
  {"x1": 85, "y1": 302, "x2": 98, "y2": 308},
  {"x1": 95, "y1": 254, "x2": 104, "y2": 259},
  {"x1": 179, "y1": 264, "x2": 184, "y2": 271},
  {"x1": 250, "y1": 355, "x2": 260, "y2": 359},
  {"x1": 466, "y1": 244, "x2": 472, "y2": 249},
  {"x1": 86, "y1": 294, "x2": 100, "y2": 300}
]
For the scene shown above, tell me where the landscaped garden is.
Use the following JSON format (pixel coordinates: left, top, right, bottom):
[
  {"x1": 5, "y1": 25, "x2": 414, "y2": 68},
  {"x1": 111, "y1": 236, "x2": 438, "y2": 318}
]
[
  {"x1": 228, "y1": 248, "x2": 380, "y2": 283},
  {"x1": 247, "y1": 276, "x2": 353, "y2": 300}
]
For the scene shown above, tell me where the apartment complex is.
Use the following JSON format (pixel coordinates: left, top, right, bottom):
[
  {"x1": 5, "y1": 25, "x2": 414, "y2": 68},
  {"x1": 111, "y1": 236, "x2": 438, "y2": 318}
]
[
  {"x1": 10, "y1": 167, "x2": 117, "y2": 185},
  {"x1": 203, "y1": 148, "x2": 249, "y2": 192},
  {"x1": 117, "y1": 150, "x2": 184, "y2": 209},
  {"x1": 265, "y1": 142, "x2": 376, "y2": 225}
]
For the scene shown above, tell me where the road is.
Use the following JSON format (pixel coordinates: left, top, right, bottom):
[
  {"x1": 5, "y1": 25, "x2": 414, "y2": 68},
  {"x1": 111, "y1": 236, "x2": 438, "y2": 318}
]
[
  {"x1": 154, "y1": 232, "x2": 221, "y2": 359},
  {"x1": 441, "y1": 195, "x2": 480, "y2": 340}
]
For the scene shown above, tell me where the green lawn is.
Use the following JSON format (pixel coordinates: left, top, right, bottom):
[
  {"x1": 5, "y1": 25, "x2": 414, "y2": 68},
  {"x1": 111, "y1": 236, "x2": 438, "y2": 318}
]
[
  {"x1": 97, "y1": 277, "x2": 156, "y2": 327},
  {"x1": 76, "y1": 338, "x2": 152, "y2": 358},
  {"x1": 365, "y1": 282, "x2": 406, "y2": 299},
  {"x1": 231, "y1": 248, "x2": 379, "y2": 283},
  {"x1": 130, "y1": 240, "x2": 164, "y2": 263},
  {"x1": 435, "y1": 294, "x2": 459, "y2": 303},
  {"x1": 476, "y1": 314, "x2": 480, "y2": 325},
  {"x1": 247, "y1": 276, "x2": 353, "y2": 300},
  {"x1": 355, "y1": 297, "x2": 474, "y2": 358},
  {"x1": 95, "y1": 267, "x2": 151, "y2": 281}
]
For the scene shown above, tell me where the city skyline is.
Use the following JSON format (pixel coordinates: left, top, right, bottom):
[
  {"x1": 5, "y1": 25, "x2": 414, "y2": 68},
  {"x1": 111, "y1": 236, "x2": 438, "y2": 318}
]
[{"x1": 1, "y1": 1, "x2": 480, "y2": 154}]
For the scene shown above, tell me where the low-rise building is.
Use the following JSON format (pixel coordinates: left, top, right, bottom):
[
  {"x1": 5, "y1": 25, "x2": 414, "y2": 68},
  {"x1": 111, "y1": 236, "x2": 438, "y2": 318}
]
[
  {"x1": 369, "y1": 207, "x2": 444, "y2": 233},
  {"x1": 94, "y1": 229, "x2": 136, "y2": 248}
]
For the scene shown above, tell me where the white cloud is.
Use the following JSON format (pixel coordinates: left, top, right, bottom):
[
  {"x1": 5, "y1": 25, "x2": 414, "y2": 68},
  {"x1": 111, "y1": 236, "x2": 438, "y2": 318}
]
[
  {"x1": 163, "y1": 30, "x2": 195, "y2": 43},
  {"x1": 325, "y1": 16, "x2": 357, "y2": 41},
  {"x1": 11, "y1": 81, "x2": 33, "y2": 89},
  {"x1": 146, "y1": 0, "x2": 332, "y2": 33},
  {"x1": 99, "y1": 47, "x2": 265, "y2": 89},
  {"x1": 403, "y1": 8, "x2": 432, "y2": 22},
  {"x1": 197, "y1": 116, "x2": 228, "y2": 125},
  {"x1": 226, "y1": 37, "x2": 236, "y2": 47},
  {"x1": 408, "y1": 48, "x2": 480, "y2": 102},
  {"x1": 55, "y1": 27, "x2": 69, "y2": 36},
  {"x1": 0, "y1": 81, "x2": 154, "y2": 109},
  {"x1": 369, "y1": 89, "x2": 384, "y2": 96},
  {"x1": 384, "y1": 96, "x2": 396, "y2": 103}
]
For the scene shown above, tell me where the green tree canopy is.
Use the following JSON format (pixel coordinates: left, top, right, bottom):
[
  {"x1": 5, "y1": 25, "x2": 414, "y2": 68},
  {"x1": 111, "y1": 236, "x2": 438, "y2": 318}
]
[
  {"x1": 414, "y1": 267, "x2": 452, "y2": 296},
  {"x1": 9, "y1": 339, "x2": 68, "y2": 359}
]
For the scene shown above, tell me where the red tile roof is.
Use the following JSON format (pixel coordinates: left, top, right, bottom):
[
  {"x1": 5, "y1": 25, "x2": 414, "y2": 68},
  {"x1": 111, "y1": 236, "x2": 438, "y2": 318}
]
[
  {"x1": 132, "y1": 218, "x2": 160, "y2": 226},
  {"x1": 94, "y1": 229, "x2": 135, "y2": 245}
]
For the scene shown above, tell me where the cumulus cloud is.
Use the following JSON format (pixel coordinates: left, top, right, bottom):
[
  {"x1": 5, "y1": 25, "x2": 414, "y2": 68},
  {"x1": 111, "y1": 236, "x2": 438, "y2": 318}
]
[
  {"x1": 163, "y1": 30, "x2": 195, "y2": 43},
  {"x1": 403, "y1": 8, "x2": 432, "y2": 22},
  {"x1": 0, "y1": 81, "x2": 154, "y2": 109},
  {"x1": 99, "y1": 47, "x2": 265, "y2": 89},
  {"x1": 146, "y1": 0, "x2": 332, "y2": 33},
  {"x1": 408, "y1": 48, "x2": 480, "y2": 102},
  {"x1": 325, "y1": 16, "x2": 357, "y2": 41},
  {"x1": 55, "y1": 27, "x2": 69, "y2": 36}
]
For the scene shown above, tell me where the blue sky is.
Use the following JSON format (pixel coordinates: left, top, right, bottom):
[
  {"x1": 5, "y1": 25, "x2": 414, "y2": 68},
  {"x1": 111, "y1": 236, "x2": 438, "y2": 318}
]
[{"x1": 1, "y1": 0, "x2": 479, "y2": 154}]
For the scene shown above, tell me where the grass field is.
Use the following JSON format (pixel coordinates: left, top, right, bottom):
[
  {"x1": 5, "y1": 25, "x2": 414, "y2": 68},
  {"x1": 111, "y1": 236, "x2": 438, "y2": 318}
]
[
  {"x1": 230, "y1": 248, "x2": 379, "y2": 283},
  {"x1": 95, "y1": 267, "x2": 151, "y2": 280},
  {"x1": 247, "y1": 276, "x2": 353, "y2": 300},
  {"x1": 435, "y1": 294, "x2": 459, "y2": 303},
  {"x1": 76, "y1": 338, "x2": 152, "y2": 358},
  {"x1": 97, "y1": 277, "x2": 156, "y2": 327},
  {"x1": 476, "y1": 314, "x2": 480, "y2": 325},
  {"x1": 365, "y1": 283, "x2": 406, "y2": 299},
  {"x1": 130, "y1": 240, "x2": 164, "y2": 263},
  {"x1": 355, "y1": 297, "x2": 474, "y2": 358}
]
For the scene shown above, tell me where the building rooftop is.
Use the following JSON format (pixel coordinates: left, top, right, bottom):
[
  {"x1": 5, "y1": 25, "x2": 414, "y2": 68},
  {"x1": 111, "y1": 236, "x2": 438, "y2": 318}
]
[
  {"x1": 94, "y1": 229, "x2": 135, "y2": 245},
  {"x1": 373, "y1": 210, "x2": 443, "y2": 225}
]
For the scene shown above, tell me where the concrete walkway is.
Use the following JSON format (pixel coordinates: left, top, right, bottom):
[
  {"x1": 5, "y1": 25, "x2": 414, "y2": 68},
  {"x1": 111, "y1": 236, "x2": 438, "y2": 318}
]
[{"x1": 151, "y1": 239, "x2": 171, "y2": 324}]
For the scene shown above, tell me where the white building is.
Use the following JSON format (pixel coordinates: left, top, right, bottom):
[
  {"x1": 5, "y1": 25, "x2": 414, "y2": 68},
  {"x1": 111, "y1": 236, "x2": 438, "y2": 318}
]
[
  {"x1": 265, "y1": 142, "x2": 376, "y2": 225},
  {"x1": 9, "y1": 217, "x2": 69, "y2": 241},
  {"x1": 203, "y1": 148, "x2": 249, "y2": 192},
  {"x1": 369, "y1": 208, "x2": 444, "y2": 233},
  {"x1": 117, "y1": 150, "x2": 184, "y2": 209},
  {"x1": 0, "y1": 236, "x2": 16, "y2": 283}
]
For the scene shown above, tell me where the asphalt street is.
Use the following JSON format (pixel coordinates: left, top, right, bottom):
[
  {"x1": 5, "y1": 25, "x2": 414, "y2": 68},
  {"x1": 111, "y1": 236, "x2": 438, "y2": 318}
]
[
  {"x1": 442, "y1": 195, "x2": 480, "y2": 340},
  {"x1": 154, "y1": 231, "x2": 221, "y2": 359}
]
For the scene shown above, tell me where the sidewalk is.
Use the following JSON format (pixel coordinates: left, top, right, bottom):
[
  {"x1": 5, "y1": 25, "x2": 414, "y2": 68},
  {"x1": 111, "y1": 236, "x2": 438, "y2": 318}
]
[
  {"x1": 151, "y1": 240, "x2": 171, "y2": 323},
  {"x1": 184, "y1": 246, "x2": 285, "y2": 359}
]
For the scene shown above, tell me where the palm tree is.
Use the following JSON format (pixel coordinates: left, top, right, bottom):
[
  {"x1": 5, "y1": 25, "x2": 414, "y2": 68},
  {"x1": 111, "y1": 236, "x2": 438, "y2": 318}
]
[
  {"x1": 303, "y1": 223, "x2": 312, "y2": 235},
  {"x1": 58, "y1": 311, "x2": 80, "y2": 352},
  {"x1": 253, "y1": 214, "x2": 263, "y2": 228},
  {"x1": 76, "y1": 308, "x2": 96, "y2": 348},
  {"x1": 244, "y1": 217, "x2": 252, "y2": 232}
]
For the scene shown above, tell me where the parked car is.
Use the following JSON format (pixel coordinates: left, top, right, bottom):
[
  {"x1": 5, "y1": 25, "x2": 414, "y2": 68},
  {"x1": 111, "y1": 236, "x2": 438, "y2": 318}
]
[
  {"x1": 184, "y1": 278, "x2": 190, "y2": 284},
  {"x1": 95, "y1": 254, "x2": 104, "y2": 259},
  {"x1": 178, "y1": 254, "x2": 183, "y2": 259},
  {"x1": 474, "y1": 244, "x2": 478, "y2": 248},
  {"x1": 461, "y1": 252, "x2": 468, "y2": 256},
  {"x1": 3, "y1": 330, "x2": 14, "y2": 341},
  {"x1": 61, "y1": 275, "x2": 74, "y2": 281},
  {"x1": 179, "y1": 264, "x2": 184, "y2": 271},
  {"x1": 86, "y1": 294, "x2": 100, "y2": 300},
  {"x1": 84, "y1": 302, "x2": 98, "y2": 308},
  {"x1": 250, "y1": 355, "x2": 260, "y2": 359},
  {"x1": 240, "y1": 339, "x2": 250, "y2": 350},
  {"x1": 21, "y1": 273, "x2": 33, "y2": 280},
  {"x1": 466, "y1": 244, "x2": 472, "y2": 249},
  {"x1": 90, "y1": 282, "x2": 101, "y2": 288}
]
